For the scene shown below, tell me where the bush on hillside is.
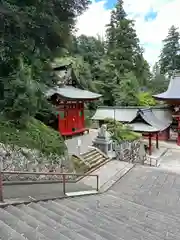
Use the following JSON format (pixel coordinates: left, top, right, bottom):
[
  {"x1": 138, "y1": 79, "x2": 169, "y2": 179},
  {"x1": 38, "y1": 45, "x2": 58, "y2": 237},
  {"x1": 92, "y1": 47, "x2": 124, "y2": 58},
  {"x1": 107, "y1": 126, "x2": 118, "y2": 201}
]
[{"x1": 0, "y1": 117, "x2": 66, "y2": 156}]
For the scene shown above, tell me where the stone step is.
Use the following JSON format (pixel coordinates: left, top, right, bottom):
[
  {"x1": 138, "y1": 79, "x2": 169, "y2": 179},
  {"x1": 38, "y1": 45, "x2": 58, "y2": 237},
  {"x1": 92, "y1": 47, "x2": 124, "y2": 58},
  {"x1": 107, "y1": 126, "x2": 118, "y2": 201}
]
[
  {"x1": 60, "y1": 198, "x2": 159, "y2": 240},
  {"x1": 5, "y1": 205, "x2": 50, "y2": 240},
  {"x1": 0, "y1": 207, "x2": 47, "y2": 240},
  {"x1": 63, "y1": 197, "x2": 179, "y2": 240},
  {"x1": 0, "y1": 219, "x2": 27, "y2": 240},
  {"x1": 91, "y1": 193, "x2": 180, "y2": 238},
  {"x1": 73, "y1": 191, "x2": 180, "y2": 228},
  {"x1": 26, "y1": 202, "x2": 88, "y2": 240},
  {"x1": 87, "y1": 155, "x2": 106, "y2": 165},
  {"x1": 84, "y1": 152, "x2": 105, "y2": 163},
  {"x1": 84, "y1": 150, "x2": 101, "y2": 160},
  {"x1": 16, "y1": 204, "x2": 70, "y2": 240},
  {"x1": 39, "y1": 201, "x2": 114, "y2": 240},
  {"x1": 6, "y1": 204, "x2": 70, "y2": 240},
  {"x1": 1, "y1": 165, "x2": 180, "y2": 240},
  {"x1": 88, "y1": 158, "x2": 105, "y2": 168},
  {"x1": 81, "y1": 149, "x2": 97, "y2": 159}
]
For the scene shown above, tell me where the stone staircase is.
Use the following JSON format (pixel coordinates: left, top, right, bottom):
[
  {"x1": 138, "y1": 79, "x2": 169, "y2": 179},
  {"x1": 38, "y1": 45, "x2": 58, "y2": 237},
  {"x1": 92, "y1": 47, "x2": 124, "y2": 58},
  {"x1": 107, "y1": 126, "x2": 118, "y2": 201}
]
[
  {"x1": 1, "y1": 166, "x2": 180, "y2": 239},
  {"x1": 72, "y1": 147, "x2": 110, "y2": 172},
  {"x1": 0, "y1": 191, "x2": 179, "y2": 240}
]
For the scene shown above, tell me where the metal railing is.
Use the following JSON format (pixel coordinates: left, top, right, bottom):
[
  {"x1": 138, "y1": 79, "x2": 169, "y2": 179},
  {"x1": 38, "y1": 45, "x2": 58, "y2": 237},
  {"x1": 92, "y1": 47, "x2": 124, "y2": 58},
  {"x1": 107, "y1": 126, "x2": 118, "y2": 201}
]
[{"x1": 0, "y1": 171, "x2": 99, "y2": 202}]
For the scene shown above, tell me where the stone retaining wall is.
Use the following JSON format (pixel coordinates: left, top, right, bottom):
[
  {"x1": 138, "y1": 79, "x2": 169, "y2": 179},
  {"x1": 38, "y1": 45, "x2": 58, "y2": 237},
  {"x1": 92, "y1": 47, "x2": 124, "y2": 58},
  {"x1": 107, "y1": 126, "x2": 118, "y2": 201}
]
[
  {"x1": 0, "y1": 143, "x2": 75, "y2": 182},
  {"x1": 114, "y1": 140, "x2": 144, "y2": 164}
]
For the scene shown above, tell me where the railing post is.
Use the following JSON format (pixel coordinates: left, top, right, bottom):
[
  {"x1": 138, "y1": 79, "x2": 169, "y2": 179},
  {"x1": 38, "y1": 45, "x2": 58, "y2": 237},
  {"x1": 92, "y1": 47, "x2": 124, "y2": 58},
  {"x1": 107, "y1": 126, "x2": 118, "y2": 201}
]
[
  {"x1": 0, "y1": 170, "x2": 3, "y2": 202},
  {"x1": 62, "y1": 174, "x2": 66, "y2": 195},
  {"x1": 96, "y1": 175, "x2": 99, "y2": 191}
]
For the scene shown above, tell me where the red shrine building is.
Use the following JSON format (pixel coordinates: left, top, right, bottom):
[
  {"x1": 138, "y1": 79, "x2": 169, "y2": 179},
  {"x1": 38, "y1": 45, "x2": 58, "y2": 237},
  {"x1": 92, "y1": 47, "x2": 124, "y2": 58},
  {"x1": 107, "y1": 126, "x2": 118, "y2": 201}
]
[
  {"x1": 153, "y1": 72, "x2": 180, "y2": 146},
  {"x1": 46, "y1": 61, "x2": 101, "y2": 137}
]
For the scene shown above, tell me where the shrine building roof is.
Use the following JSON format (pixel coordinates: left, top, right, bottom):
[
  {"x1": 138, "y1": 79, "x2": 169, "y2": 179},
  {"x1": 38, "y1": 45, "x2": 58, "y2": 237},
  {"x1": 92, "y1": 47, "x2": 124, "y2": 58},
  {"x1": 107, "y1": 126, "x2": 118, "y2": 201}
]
[
  {"x1": 46, "y1": 86, "x2": 101, "y2": 100},
  {"x1": 153, "y1": 73, "x2": 180, "y2": 100},
  {"x1": 128, "y1": 123, "x2": 162, "y2": 133},
  {"x1": 92, "y1": 106, "x2": 172, "y2": 133},
  {"x1": 129, "y1": 109, "x2": 171, "y2": 133}
]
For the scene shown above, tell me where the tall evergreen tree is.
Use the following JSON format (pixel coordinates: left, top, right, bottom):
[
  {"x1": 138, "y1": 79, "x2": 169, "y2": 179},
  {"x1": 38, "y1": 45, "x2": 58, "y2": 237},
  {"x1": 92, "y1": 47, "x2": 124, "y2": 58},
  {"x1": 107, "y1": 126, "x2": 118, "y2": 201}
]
[
  {"x1": 149, "y1": 62, "x2": 169, "y2": 94},
  {"x1": 106, "y1": 11, "x2": 116, "y2": 54},
  {"x1": 106, "y1": 0, "x2": 140, "y2": 78},
  {"x1": 159, "y1": 25, "x2": 180, "y2": 76}
]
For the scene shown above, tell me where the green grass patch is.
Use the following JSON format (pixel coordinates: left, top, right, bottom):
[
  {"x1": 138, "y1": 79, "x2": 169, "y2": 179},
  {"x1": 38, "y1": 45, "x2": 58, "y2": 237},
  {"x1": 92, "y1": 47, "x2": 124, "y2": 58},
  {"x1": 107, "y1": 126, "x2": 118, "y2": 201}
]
[{"x1": 0, "y1": 117, "x2": 66, "y2": 156}]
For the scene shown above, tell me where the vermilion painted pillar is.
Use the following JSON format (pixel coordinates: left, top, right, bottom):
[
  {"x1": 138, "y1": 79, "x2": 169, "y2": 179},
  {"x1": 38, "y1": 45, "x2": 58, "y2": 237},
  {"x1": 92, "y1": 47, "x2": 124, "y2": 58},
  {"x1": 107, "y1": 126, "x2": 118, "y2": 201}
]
[
  {"x1": 82, "y1": 102, "x2": 85, "y2": 129},
  {"x1": 148, "y1": 133, "x2": 152, "y2": 155},
  {"x1": 177, "y1": 117, "x2": 180, "y2": 146},
  {"x1": 156, "y1": 133, "x2": 159, "y2": 149}
]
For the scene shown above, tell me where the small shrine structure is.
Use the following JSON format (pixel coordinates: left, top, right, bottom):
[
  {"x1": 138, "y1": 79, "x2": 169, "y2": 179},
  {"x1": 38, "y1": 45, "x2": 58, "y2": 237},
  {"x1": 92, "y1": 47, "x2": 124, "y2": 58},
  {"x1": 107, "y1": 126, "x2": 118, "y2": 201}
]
[
  {"x1": 92, "y1": 106, "x2": 172, "y2": 155},
  {"x1": 153, "y1": 73, "x2": 180, "y2": 145},
  {"x1": 46, "y1": 60, "x2": 101, "y2": 137},
  {"x1": 129, "y1": 109, "x2": 170, "y2": 154}
]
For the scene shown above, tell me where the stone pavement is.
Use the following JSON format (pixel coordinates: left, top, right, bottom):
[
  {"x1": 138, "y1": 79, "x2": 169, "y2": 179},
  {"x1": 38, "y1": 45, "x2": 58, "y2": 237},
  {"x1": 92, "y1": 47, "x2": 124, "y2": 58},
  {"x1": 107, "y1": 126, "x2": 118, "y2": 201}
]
[
  {"x1": 65, "y1": 129, "x2": 98, "y2": 155},
  {"x1": 80, "y1": 160, "x2": 134, "y2": 191},
  {"x1": 2, "y1": 159, "x2": 134, "y2": 202},
  {"x1": 110, "y1": 165, "x2": 180, "y2": 217},
  {"x1": 158, "y1": 148, "x2": 180, "y2": 173},
  {"x1": 144, "y1": 147, "x2": 168, "y2": 166},
  {"x1": 2, "y1": 181, "x2": 93, "y2": 201}
]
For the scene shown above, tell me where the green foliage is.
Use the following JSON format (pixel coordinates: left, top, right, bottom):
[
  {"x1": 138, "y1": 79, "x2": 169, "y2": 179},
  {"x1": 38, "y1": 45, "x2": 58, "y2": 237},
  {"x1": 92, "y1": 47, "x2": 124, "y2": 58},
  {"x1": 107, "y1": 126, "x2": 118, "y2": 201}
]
[
  {"x1": 70, "y1": 35, "x2": 105, "y2": 66},
  {"x1": 149, "y1": 62, "x2": 169, "y2": 94},
  {"x1": 136, "y1": 92, "x2": 156, "y2": 106},
  {"x1": 105, "y1": 118, "x2": 141, "y2": 143},
  {"x1": 0, "y1": 0, "x2": 90, "y2": 126},
  {"x1": 159, "y1": 25, "x2": 180, "y2": 76},
  {"x1": 106, "y1": 0, "x2": 142, "y2": 76},
  {"x1": 0, "y1": 117, "x2": 65, "y2": 156},
  {"x1": 113, "y1": 72, "x2": 140, "y2": 106}
]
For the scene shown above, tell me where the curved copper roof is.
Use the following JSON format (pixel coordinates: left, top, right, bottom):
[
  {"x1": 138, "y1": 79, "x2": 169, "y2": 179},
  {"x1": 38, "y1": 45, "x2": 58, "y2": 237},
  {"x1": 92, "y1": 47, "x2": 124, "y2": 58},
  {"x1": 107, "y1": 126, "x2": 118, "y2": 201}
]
[
  {"x1": 153, "y1": 73, "x2": 180, "y2": 100},
  {"x1": 92, "y1": 106, "x2": 172, "y2": 133},
  {"x1": 130, "y1": 109, "x2": 171, "y2": 132},
  {"x1": 46, "y1": 86, "x2": 101, "y2": 100}
]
